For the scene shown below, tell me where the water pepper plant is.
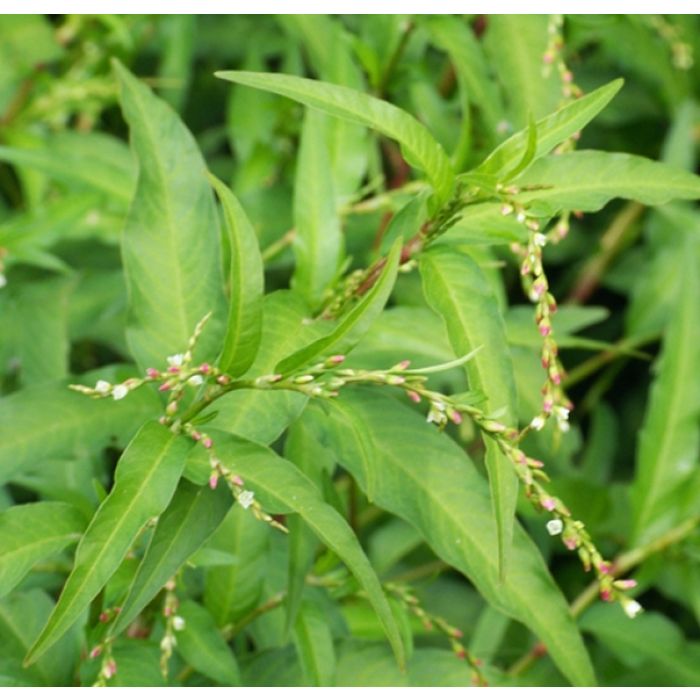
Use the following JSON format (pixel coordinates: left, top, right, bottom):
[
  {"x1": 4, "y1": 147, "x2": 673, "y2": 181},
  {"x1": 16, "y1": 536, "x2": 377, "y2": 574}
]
[{"x1": 0, "y1": 14, "x2": 700, "y2": 688}]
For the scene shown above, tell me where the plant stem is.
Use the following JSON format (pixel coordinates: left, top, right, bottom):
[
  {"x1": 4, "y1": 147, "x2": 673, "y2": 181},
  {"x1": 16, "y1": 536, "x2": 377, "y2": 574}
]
[
  {"x1": 261, "y1": 228, "x2": 295, "y2": 263},
  {"x1": 562, "y1": 332, "x2": 657, "y2": 389},
  {"x1": 508, "y1": 516, "x2": 699, "y2": 678},
  {"x1": 567, "y1": 202, "x2": 645, "y2": 304}
]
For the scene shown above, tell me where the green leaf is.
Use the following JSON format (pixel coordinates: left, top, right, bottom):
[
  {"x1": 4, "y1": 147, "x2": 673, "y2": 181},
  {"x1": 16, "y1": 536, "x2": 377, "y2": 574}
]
[
  {"x1": 631, "y1": 241, "x2": 700, "y2": 544},
  {"x1": 111, "y1": 479, "x2": 233, "y2": 637},
  {"x1": 293, "y1": 601, "x2": 336, "y2": 686},
  {"x1": 0, "y1": 502, "x2": 87, "y2": 598},
  {"x1": 292, "y1": 109, "x2": 344, "y2": 309},
  {"x1": 203, "y1": 505, "x2": 270, "y2": 626},
  {"x1": 424, "y1": 16, "x2": 504, "y2": 155},
  {"x1": 279, "y1": 15, "x2": 368, "y2": 200},
  {"x1": 9, "y1": 276, "x2": 72, "y2": 385},
  {"x1": 305, "y1": 391, "x2": 595, "y2": 686},
  {"x1": 478, "y1": 79, "x2": 623, "y2": 176},
  {"x1": 25, "y1": 421, "x2": 191, "y2": 664},
  {"x1": 113, "y1": 59, "x2": 226, "y2": 371},
  {"x1": 420, "y1": 247, "x2": 518, "y2": 578},
  {"x1": 276, "y1": 238, "x2": 402, "y2": 374},
  {"x1": 208, "y1": 174, "x2": 264, "y2": 377},
  {"x1": 580, "y1": 604, "x2": 700, "y2": 685},
  {"x1": 188, "y1": 431, "x2": 406, "y2": 668},
  {"x1": 175, "y1": 600, "x2": 241, "y2": 686},
  {"x1": 515, "y1": 151, "x2": 700, "y2": 212},
  {"x1": 0, "y1": 590, "x2": 81, "y2": 687},
  {"x1": 203, "y1": 292, "x2": 322, "y2": 445},
  {"x1": 483, "y1": 16, "x2": 560, "y2": 129},
  {"x1": 0, "y1": 132, "x2": 135, "y2": 204},
  {"x1": 0, "y1": 366, "x2": 160, "y2": 485},
  {"x1": 215, "y1": 71, "x2": 455, "y2": 205}
]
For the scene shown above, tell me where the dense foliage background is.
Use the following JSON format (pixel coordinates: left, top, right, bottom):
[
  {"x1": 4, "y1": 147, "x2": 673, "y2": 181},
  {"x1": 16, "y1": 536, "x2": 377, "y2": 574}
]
[{"x1": 1, "y1": 14, "x2": 699, "y2": 687}]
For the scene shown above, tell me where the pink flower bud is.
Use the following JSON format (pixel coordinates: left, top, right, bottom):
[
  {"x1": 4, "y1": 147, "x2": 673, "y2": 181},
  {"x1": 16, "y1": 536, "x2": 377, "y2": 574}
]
[
  {"x1": 562, "y1": 70, "x2": 574, "y2": 83},
  {"x1": 202, "y1": 437, "x2": 213, "y2": 449},
  {"x1": 199, "y1": 363, "x2": 210, "y2": 373},
  {"x1": 158, "y1": 382, "x2": 171, "y2": 392},
  {"x1": 449, "y1": 409, "x2": 463, "y2": 425},
  {"x1": 168, "y1": 366, "x2": 180, "y2": 374},
  {"x1": 231, "y1": 474, "x2": 244, "y2": 486},
  {"x1": 543, "y1": 50, "x2": 555, "y2": 65},
  {"x1": 329, "y1": 355, "x2": 345, "y2": 365},
  {"x1": 396, "y1": 359, "x2": 411, "y2": 370},
  {"x1": 146, "y1": 368, "x2": 159, "y2": 379},
  {"x1": 104, "y1": 659, "x2": 117, "y2": 679},
  {"x1": 99, "y1": 611, "x2": 110, "y2": 623},
  {"x1": 541, "y1": 497, "x2": 556, "y2": 511},
  {"x1": 191, "y1": 431, "x2": 201, "y2": 441},
  {"x1": 539, "y1": 323, "x2": 551, "y2": 337},
  {"x1": 543, "y1": 398, "x2": 554, "y2": 414},
  {"x1": 209, "y1": 473, "x2": 219, "y2": 489},
  {"x1": 90, "y1": 645, "x2": 102, "y2": 659},
  {"x1": 600, "y1": 589, "x2": 612, "y2": 602},
  {"x1": 406, "y1": 390, "x2": 421, "y2": 403},
  {"x1": 614, "y1": 579, "x2": 637, "y2": 590},
  {"x1": 564, "y1": 537, "x2": 578, "y2": 550},
  {"x1": 217, "y1": 375, "x2": 230, "y2": 385}
]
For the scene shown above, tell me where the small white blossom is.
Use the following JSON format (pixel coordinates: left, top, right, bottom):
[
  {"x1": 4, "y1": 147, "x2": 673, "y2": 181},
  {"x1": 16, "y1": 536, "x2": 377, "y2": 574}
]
[
  {"x1": 0, "y1": 273, "x2": 6, "y2": 288},
  {"x1": 167, "y1": 353, "x2": 185, "y2": 367},
  {"x1": 238, "y1": 490, "x2": 255, "y2": 510},
  {"x1": 622, "y1": 599, "x2": 643, "y2": 619},
  {"x1": 160, "y1": 634, "x2": 175, "y2": 652},
  {"x1": 546, "y1": 518, "x2": 564, "y2": 536},
  {"x1": 530, "y1": 415, "x2": 546, "y2": 431},
  {"x1": 187, "y1": 374, "x2": 204, "y2": 387},
  {"x1": 111, "y1": 384, "x2": 128, "y2": 400},
  {"x1": 95, "y1": 380, "x2": 112, "y2": 395},
  {"x1": 172, "y1": 616, "x2": 186, "y2": 631},
  {"x1": 554, "y1": 406, "x2": 570, "y2": 421},
  {"x1": 533, "y1": 233, "x2": 548, "y2": 247}
]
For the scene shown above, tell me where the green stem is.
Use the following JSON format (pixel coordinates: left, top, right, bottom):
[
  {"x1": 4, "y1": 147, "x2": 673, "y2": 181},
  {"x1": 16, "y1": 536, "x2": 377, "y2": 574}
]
[{"x1": 562, "y1": 332, "x2": 657, "y2": 389}]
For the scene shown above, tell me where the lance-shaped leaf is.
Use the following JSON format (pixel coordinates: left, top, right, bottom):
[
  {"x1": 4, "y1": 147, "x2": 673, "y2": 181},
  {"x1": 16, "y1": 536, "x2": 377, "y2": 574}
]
[
  {"x1": 421, "y1": 247, "x2": 518, "y2": 578},
  {"x1": 304, "y1": 391, "x2": 595, "y2": 687},
  {"x1": 483, "y1": 16, "x2": 560, "y2": 129},
  {"x1": 0, "y1": 366, "x2": 160, "y2": 485},
  {"x1": 187, "y1": 431, "x2": 406, "y2": 668},
  {"x1": 208, "y1": 174, "x2": 264, "y2": 377},
  {"x1": 175, "y1": 600, "x2": 241, "y2": 686},
  {"x1": 215, "y1": 71, "x2": 455, "y2": 206},
  {"x1": 0, "y1": 132, "x2": 135, "y2": 204},
  {"x1": 113, "y1": 59, "x2": 226, "y2": 371},
  {"x1": 515, "y1": 150, "x2": 700, "y2": 212},
  {"x1": 292, "y1": 110, "x2": 344, "y2": 309},
  {"x1": 293, "y1": 601, "x2": 336, "y2": 686},
  {"x1": 424, "y1": 16, "x2": 504, "y2": 156},
  {"x1": 631, "y1": 241, "x2": 700, "y2": 544},
  {"x1": 110, "y1": 479, "x2": 233, "y2": 637},
  {"x1": 25, "y1": 422, "x2": 192, "y2": 664},
  {"x1": 478, "y1": 79, "x2": 623, "y2": 176},
  {"x1": 276, "y1": 238, "x2": 402, "y2": 375},
  {"x1": 0, "y1": 502, "x2": 87, "y2": 598}
]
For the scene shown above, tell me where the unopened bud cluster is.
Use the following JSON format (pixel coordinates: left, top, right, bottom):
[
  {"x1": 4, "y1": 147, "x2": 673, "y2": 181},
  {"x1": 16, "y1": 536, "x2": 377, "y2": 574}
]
[
  {"x1": 507, "y1": 212, "x2": 572, "y2": 434},
  {"x1": 385, "y1": 582, "x2": 487, "y2": 687},
  {"x1": 90, "y1": 639, "x2": 117, "y2": 687},
  {"x1": 159, "y1": 578, "x2": 181, "y2": 678}
]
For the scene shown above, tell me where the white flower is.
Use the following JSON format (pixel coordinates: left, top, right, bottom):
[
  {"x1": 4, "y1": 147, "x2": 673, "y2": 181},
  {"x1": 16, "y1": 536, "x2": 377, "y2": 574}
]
[
  {"x1": 167, "y1": 353, "x2": 185, "y2": 367},
  {"x1": 187, "y1": 374, "x2": 204, "y2": 387},
  {"x1": 622, "y1": 599, "x2": 643, "y2": 619},
  {"x1": 530, "y1": 415, "x2": 546, "y2": 431},
  {"x1": 554, "y1": 406, "x2": 570, "y2": 421},
  {"x1": 160, "y1": 634, "x2": 175, "y2": 652},
  {"x1": 546, "y1": 518, "x2": 564, "y2": 536},
  {"x1": 238, "y1": 490, "x2": 255, "y2": 510},
  {"x1": 533, "y1": 233, "x2": 547, "y2": 247},
  {"x1": 111, "y1": 384, "x2": 128, "y2": 400},
  {"x1": 95, "y1": 380, "x2": 112, "y2": 395},
  {"x1": 0, "y1": 273, "x2": 6, "y2": 288},
  {"x1": 172, "y1": 616, "x2": 186, "y2": 631}
]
